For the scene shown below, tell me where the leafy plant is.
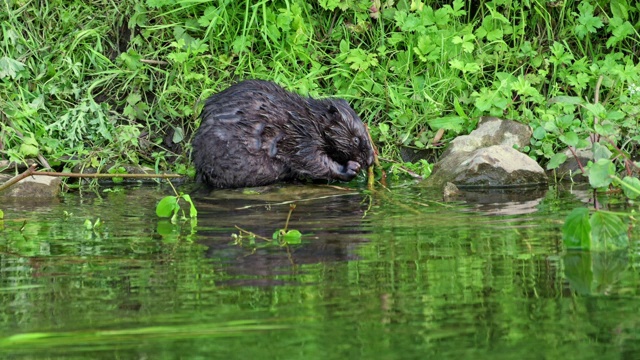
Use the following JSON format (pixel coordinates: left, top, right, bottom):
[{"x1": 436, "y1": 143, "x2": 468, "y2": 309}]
[
  {"x1": 156, "y1": 192, "x2": 197, "y2": 224},
  {"x1": 233, "y1": 204, "x2": 302, "y2": 247}
]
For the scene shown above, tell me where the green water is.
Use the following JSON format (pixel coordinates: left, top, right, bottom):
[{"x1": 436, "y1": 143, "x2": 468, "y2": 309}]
[{"x1": 0, "y1": 184, "x2": 639, "y2": 359}]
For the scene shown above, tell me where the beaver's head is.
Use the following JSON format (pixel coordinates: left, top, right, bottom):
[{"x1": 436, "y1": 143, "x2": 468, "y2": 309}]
[{"x1": 322, "y1": 99, "x2": 375, "y2": 172}]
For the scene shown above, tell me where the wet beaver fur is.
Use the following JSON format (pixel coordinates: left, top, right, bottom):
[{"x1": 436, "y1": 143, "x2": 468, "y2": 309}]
[{"x1": 192, "y1": 80, "x2": 374, "y2": 188}]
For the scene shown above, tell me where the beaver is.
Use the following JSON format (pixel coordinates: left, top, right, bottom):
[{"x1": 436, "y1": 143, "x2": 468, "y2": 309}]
[{"x1": 191, "y1": 80, "x2": 374, "y2": 188}]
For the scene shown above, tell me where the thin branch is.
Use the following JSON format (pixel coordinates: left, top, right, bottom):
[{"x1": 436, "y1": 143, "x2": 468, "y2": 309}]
[
  {"x1": 0, "y1": 164, "x2": 37, "y2": 193},
  {"x1": 31, "y1": 171, "x2": 182, "y2": 179},
  {"x1": 235, "y1": 192, "x2": 359, "y2": 210}
]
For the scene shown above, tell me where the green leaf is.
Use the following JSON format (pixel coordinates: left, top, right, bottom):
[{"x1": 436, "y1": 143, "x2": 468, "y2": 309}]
[
  {"x1": 532, "y1": 126, "x2": 546, "y2": 140},
  {"x1": 181, "y1": 194, "x2": 198, "y2": 218},
  {"x1": 620, "y1": 176, "x2": 640, "y2": 199},
  {"x1": 172, "y1": 126, "x2": 184, "y2": 143},
  {"x1": 588, "y1": 159, "x2": 615, "y2": 188},
  {"x1": 590, "y1": 211, "x2": 629, "y2": 250},
  {"x1": 547, "y1": 152, "x2": 567, "y2": 170},
  {"x1": 426, "y1": 116, "x2": 465, "y2": 132},
  {"x1": 84, "y1": 219, "x2": 93, "y2": 230},
  {"x1": 548, "y1": 96, "x2": 584, "y2": 105},
  {"x1": 559, "y1": 132, "x2": 579, "y2": 147},
  {"x1": 197, "y1": 6, "x2": 219, "y2": 27},
  {"x1": 592, "y1": 142, "x2": 612, "y2": 161},
  {"x1": 120, "y1": 50, "x2": 142, "y2": 70},
  {"x1": 19, "y1": 144, "x2": 39, "y2": 157},
  {"x1": 574, "y1": 1, "x2": 603, "y2": 39},
  {"x1": 156, "y1": 196, "x2": 178, "y2": 218},
  {"x1": 0, "y1": 56, "x2": 26, "y2": 79},
  {"x1": 610, "y1": 0, "x2": 629, "y2": 20},
  {"x1": 0, "y1": 209, "x2": 4, "y2": 220},
  {"x1": 562, "y1": 207, "x2": 592, "y2": 250},
  {"x1": 282, "y1": 229, "x2": 302, "y2": 244}
]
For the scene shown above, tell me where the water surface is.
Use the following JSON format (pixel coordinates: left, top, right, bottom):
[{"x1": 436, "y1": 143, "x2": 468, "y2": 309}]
[{"x1": 0, "y1": 183, "x2": 639, "y2": 359}]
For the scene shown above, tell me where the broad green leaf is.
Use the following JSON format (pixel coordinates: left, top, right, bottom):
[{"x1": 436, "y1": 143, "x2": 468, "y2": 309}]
[
  {"x1": 621, "y1": 176, "x2": 640, "y2": 199},
  {"x1": 592, "y1": 142, "x2": 612, "y2": 161},
  {"x1": 532, "y1": 126, "x2": 546, "y2": 140},
  {"x1": 559, "y1": 132, "x2": 579, "y2": 147},
  {"x1": 0, "y1": 209, "x2": 4, "y2": 220},
  {"x1": 605, "y1": 110, "x2": 625, "y2": 121},
  {"x1": 588, "y1": 159, "x2": 615, "y2": 188},
  {"x1": 156, "y1": 196, "x2": 178, "y2": 218},
  {"x1": 594, "y1": 122, "x2": 616, "y2": 137},
  {"x1": 548, "y1": 96, "x2": 584, "y2": 105},
  {"x1": 562, "y1": 207, "x2": 592, "y2": 250},
  {"x1": 84, "y1": 219, "x2": 93, "y2": 230},
  {"x1": 426, "y1": 116, "x2": 465, "y2": 132},
  {"x1": 547, "y1": 152, "x2": 567, "y2": 170},
  {"x1": 590, "y1": 211, "x2": 629, "y2": 250}
]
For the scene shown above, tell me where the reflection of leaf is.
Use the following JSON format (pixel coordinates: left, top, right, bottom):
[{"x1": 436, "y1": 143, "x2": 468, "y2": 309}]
[
  {"x1": 562, "y1": 208, "x2": 591, "y2": 250},
  {"x1": 590, "y1": 211, "x2": 629, "y2": 251},
  {"x1": 563, "y1": 251, "x2": 593, "y2": 295},
  {"x1": 563, "y1": 250, "x2": 629, "y2": 295}
]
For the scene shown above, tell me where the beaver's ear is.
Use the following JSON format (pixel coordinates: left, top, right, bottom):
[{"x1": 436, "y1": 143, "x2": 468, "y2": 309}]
[{"x1": 327, "y1": 104, "x2": 343, "y2": 123}]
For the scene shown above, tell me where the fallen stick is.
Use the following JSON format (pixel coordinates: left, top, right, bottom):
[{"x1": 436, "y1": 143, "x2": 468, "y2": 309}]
[{"x1": 0, "y1": 165, "x2": 182, "y2": 193}]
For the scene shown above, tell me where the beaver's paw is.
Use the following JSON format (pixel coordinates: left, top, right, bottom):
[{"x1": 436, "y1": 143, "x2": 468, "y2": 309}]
[
  {"x1": 335, "y1": 160, "x2": 360, "y2": 181},
  {"x1": 347, "y1": 160, "x2": 361, "y2": 174}
]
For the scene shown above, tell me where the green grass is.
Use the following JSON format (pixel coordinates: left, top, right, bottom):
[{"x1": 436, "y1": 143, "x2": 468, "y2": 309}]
[{"x1": 1, "y1": 0, "x2": 639, "y2": 181}]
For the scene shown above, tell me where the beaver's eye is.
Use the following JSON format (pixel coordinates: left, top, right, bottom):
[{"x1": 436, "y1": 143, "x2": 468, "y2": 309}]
[{"x1": 353, "y1": 137, "x2": 360, "y2": 146}]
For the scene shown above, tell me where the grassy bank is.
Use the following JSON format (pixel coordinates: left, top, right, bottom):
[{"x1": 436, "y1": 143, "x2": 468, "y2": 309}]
[{"x1": 1, "y1": 0, "x2": 639, "y2": 179}]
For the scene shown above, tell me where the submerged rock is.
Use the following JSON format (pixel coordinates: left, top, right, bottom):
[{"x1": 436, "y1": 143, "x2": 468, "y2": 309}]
[{"x1": 424, "y1": 117, "x2": 547, "y2": 188}]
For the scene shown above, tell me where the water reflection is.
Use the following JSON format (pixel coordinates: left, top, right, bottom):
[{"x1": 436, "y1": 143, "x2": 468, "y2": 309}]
[
  {"x1": 194, "y1": 185, "x2": 371, "y2": 285},
  {"x1": 0, "y1": 183, "x2": 638, "y2": 359},
  {"x1": 454, "y1": 186, "x2": 548, "y2": 215}
]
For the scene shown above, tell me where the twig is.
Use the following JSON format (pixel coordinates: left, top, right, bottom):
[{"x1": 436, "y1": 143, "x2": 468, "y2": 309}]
[
  {"x1": 283, "y1": 204, "x2": 296, "y2": 232},
  {"x1": 235, "y1": 192, "x2": 359, "y2": 210},
  {"x1": 31, "y1": 171, "x2": 182, "y2": 179},
  {"x1": 0, "y1": 166, "x2": 183, "y2": 193},
  {"x1": 0, "y1": 164, "x2": 37, "y2": 193},
  {"x1": 234, "y1": 225, "x2": 272, "y2": 242}
]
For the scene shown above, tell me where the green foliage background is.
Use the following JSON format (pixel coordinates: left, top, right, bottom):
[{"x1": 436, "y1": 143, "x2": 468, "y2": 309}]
[{"x1": 1, "y1": 0, "x2": 639, "y2": 175}]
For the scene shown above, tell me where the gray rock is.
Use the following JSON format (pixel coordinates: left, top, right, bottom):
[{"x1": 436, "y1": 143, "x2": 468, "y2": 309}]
[
  {"x1": 1, "y1": 175, "x2": 62, "y2": 197},
  {"x1": 424, "y1": 118, "x2": 547, "y2": 188}
]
